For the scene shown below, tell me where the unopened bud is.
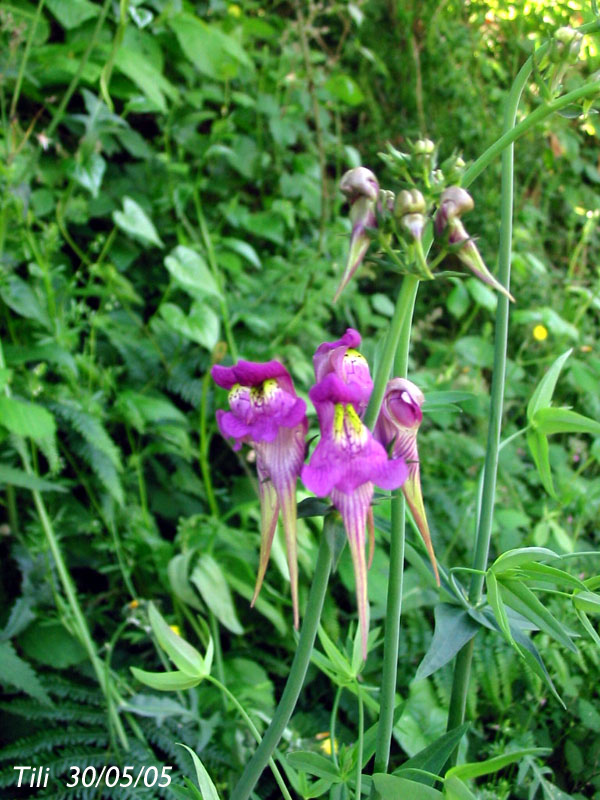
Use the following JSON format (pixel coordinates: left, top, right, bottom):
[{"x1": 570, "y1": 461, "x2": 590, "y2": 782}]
[
  {"x1": 340, "y1": 167, "x2": 379, "y2": 203},
  {"x1": 395, "y1": 189, "x2": 427, "y2": 241},
  {"x1": 414, "y1": 138, "x2": 435, "y2": 155},
  {"x1": 434, "y1": 186, "x2": 474, "y2": 235}
]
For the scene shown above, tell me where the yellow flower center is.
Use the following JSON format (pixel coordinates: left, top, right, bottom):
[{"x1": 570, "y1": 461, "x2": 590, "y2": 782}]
[
  {"x1": 333, "y1": 403, "x2": 367, "y2": 451},
  {"x1": 533, "y1": 324, "x2": 548, "y2": 341}
]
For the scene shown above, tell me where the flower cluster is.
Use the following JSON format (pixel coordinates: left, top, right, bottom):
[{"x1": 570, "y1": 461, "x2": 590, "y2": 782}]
[{"x1": 212, "y1": 330, "x2": 439, "y2": 658}]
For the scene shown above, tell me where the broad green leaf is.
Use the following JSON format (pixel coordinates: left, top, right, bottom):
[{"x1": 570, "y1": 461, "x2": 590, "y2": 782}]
[
  {"x1": 178, "y1": 744, "x2": 221, "y2": 800},
  {"x1": 0, "y1": 464, "x2": 66, "y2": 493},
  {"x1": 324, "y1": 74, "x2": 365, "y2": 106},
  {"x1": 533, "y1": 407, "x2": 600, "y2": 437},
  {"x1": 485, "y1": 571, "x2": 513, "y2": 645},
  {"x1": 466, "y1": 277, "x2": 497, "y2": 311},
  {"x1": 115, "y1": 42, "x2": 178, "y2": 112},
  {"x1": 444, "y1": 775, "x2": 478, "y2": 800},
  {"x1": 491, "y1": 547, "x2": 559, "y2": 574},
  {"x1": 46, "y1": 0, "x2": 97, "y2": 29},
  {"x1": 372, "y1": 774, "x2": 443, "y2": 799},
  {"x1": 447, "y1": 747, "x2": 550, "y2": 780},
  {"x1": 113, "y1": 197, "x2": 163, "y2": 248},
  {"x1": 164, "y1": 246, "x2": 221, "y2": 300},
  {"x1": 225, "y1": 572, "x2": 287, "y2": 636},
  {"x1": 0, "y1": 641, "x2": 52, "y2": 705},
  {"x1": 168, "y1": 552, "x2": 203, "y2": 611},
  {"x1": 191, "y1": 555, "x2": 244, "y2": 635},
  {"x1": 130, "y1": 667, "x2": 201, "y2": 691},
  {"x1": 573, "y1": 591, "x2": 600, "y2": 615},
  {"x1": 220, "y1": 237, "x2": 261, "y2": 269},
  {"x1": 169, "y1": 14, "x2": 252, "y2": 81},
  {"x1": 148, "y1": 603, "x2": 207, "y2": 678},
  {"x1": 527, "y1": 349, "x2": 572, "y2": 421},
  {"x1": 395, "y1": 724, "x2": 469, "y2": 786},
  {"x1": 0, "y1": 396, "x2": 56, "y2": 440},
  {"x1": 416, "y1": 604, "x2": 480, "y2": 680},
  {"x1": 500, "y1": 579, "x2": 577, "y2": 653},
  {"x1": 0, "y1": 275, "x2": 48, "y2": 326},
  {"x1": 159, "y1": 302, "x2": 220, "y2": 351},
  {"x1": 20, "y1": 621, "x2": 86, "y2": 668},
  {"x1": 286, "y1": 751, "x2": 341, "y2": 781},
  {"x1": 527, "y1": 428, "x2": 555, "y2": 497},
  {"x1": 68, "y1": 153, "x2": 106, "y2": 198}
]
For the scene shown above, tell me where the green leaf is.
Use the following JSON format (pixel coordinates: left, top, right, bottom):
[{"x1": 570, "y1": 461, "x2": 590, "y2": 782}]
[
  {"x1": 148, "y1": 603, "x2": 208, "y2": 678},
  {"x1": 115, "y1": 42, "x2": 178, "y2": 112},
  {"x1": 164, "y1": 246, "x2": 221, "y2": 300},
  {"x1": 0, "y1": 641, "x2": 52, "y2": 705},
  {"x1": 19, "y1": 621, "x2": 86, "y2": 668},
  {"x1": 527, "y1": 349, "x2": 572, "y2": 421},
  {"x1": 500, "y1": 579, "x2": 577, "y2": 653},
  {"x1": 533, "y1": 407, "x2": 600, "y2": 437},
  {"x1": 485, "y1": 571, "x2": 513, "y2": 645},
  {"x1": 324, "y1": 74, "x2": 365, "y2": 106},
  {"x1": 491, "y1": 547, "x2": 559, "y2": 574},
  {"x1": 518, "y1": 562, "x2": 587, "y2": 591},
  {"x1": 0, "y1": 275, "x2": 48, "y2": 326},
  {"x1": 169, "y1": 14, "x2": 252, "y2": 81},
  {"x1": 416, "y1": 604, "x2": 480, "y2": 680},
  {"x1": 574, "y1": 607, "x2": 600, "y2": 648},
  {"x1": 68, "y1": 153, "x2": 106, "y2": 198},
  {"x1": 113, "y1": 197, "x2": 163, "y2": 248},
  {"x1": 446, "y1": 281, "x2": 470, "y2": 319},
  {"x1": 466, "y1": 277, "x2": 497, "y2": 311},
  {"x1": 46, "y1": 0, "x2": 97, "y2": 29},
  {"x1": 447, "y1": 747, "x2": 550, "y2": 780},
  {"x1": 191, "y1": 555, "x2": 244, "y2": 635},
  {"x1": 0, "y1": 464, "x2": 66, "y2": 492},
  {"x1": 286, "y1": 751, "x2": 341, "y2": 781},
  {"x1": 573, "y1": 591, "x2": 600, "y2": 615},
  {"x1": 395, "y1": 724, "x2": 469, "y2": 786},
  {"x1": 130, "y1": 667, "x2": 201, "y2": 691},
  {"x1": 317, "y1": 626, "x2": 353, "y2": 681},
  {"x1": 0, "y1": 396, "x2": 56, "y2": 440},
  {"x1": 220, "y1": 237, "x2": 261, "y2": 269},
  {"x1": 527, "y1": 428, "x2": 555, "y2": 497},
  {"x1": 159, "y1": 302, "x2": 220, "y2": 351},
  {"x1": 178, "y1": 744, "x2": 221, "y2": 800},
  {"x1": 444, "y1": 775, "x2": 478, "y2": 800},
  {"x1": 372, "y1": 775, "x2": 443, "y2": 799}
]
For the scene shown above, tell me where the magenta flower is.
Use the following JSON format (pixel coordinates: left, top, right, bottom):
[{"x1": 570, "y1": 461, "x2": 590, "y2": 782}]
[
  {"x1": 374, "y1": 378, "x2": 440, "y2": 585},
  {"x1": 212, "y1": 360, "x2": 307, "y2": 628},
  {"x1": 313, "y1": 328, "x2": 373, "y2": 416},
  {"x1": 302, "y1": 368, "x2": 408, "y2": 658},
  {"x1": 335, "y1": 167, "x2": 380, "y2": 303}
]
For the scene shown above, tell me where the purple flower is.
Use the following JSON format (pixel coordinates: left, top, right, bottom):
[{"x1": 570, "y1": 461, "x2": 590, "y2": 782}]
[
  {"x1": 212, "y1": 360, "x2": 307, "y2": 628},
  {"x1": 374, "y1": 379, "x2": 440, "y2": 585},
  {"x1": 335, "y1": 167, "x2": 380, "y2": 303},
  {"x1": 302, "y1": 370, "x2": 408, "y2": 658},
  {"x1": 435, "y1": 187, "x2": 515, "y2": 302},
  {"x1": 313, "y1": 328, "x2": 373, "y2": 415}
]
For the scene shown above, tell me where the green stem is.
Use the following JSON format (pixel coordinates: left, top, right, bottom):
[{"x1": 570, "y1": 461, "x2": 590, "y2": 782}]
[
  {"x1": 206, "y1": 675, "x2": 294, "y2": 800},
  {"x1": 364, "y1": 275, "x2": 420, "y2": 430},
  {"x1": 330, "y1": 686, "x2": 343, "y2": 768},
  {"x1": 371, "y1": 278, "x2": 418, "y2": 776},
  {"x1": 231, "y1": 534, "x2": 333, "y2": 800},
  {"x1": 200, "y1": 369, "x2": 219, "y2": 517},
  {"x1": 355, "y1": 684, "x2": 365, "y2": 799},
  {"x1": 9, "y1": 0, "x2": 46, "y2": 121},
  {"x1": 46, "y1": 0, "x2": 113, "y2": 137},
  {"x1": 445, "y1": 37, "x2": 525, "y2": 747}
]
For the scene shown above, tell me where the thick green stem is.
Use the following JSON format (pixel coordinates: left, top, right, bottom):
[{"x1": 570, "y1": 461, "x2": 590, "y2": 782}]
[
  {"x1": 231, "y1": 535, "x2": 332, "y2": 800},
  {"x1": 364, "y1": 275, "x2": 420, "y2": 430},
  {"x1": 372, "y1": 278, "x2": 418, "y2": 776}
]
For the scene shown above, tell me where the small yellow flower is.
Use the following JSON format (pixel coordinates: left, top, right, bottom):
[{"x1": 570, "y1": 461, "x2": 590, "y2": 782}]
[
  {"x1": 169, "y1": 624, "x2": 181, "y2": 637},
  {"x1": 316, "y1": 732, "x2": 338, "y2": 756},
  {"x1": 128, "y1": 599, "x2": 139, "y2": 609},
  {"x1": 228, "y1": 4, "x2": 241, "y2": 16},
  {"x1": 533, "y1": 324, "x2": 548, "y2": 342}
]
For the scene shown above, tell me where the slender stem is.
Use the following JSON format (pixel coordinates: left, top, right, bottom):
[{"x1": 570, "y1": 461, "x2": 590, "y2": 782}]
[
  {"x1": 330, "y1": 686, "x2": 343, "y2": 768},
  {"x1": 199, "y1": 369, "x2": 219, "y2": 516},
  {"x1": 371, "y1": 278, "x2": 418, "y2": 776},
  {"x1": 9, "y1": 0, "x2": 46, "y2": 121},
  {"x1": 46, "y1": 0, "x2": 113, "y2": 137},
  {"x1": 445, "y1": 36, "x2": 525, "y2": 746},
  {"x1": 355, "y1": 684, "x2": 364, "y2": 798},
  {"x1": 206, "y1": 675, "x2": 294, "y2": 800},
  {"x1": 231, "y1": 534, "x2": 332, "y2": 800},
  {"x1": 364, "y1": 275, "x2": 420, "y2": 430}
]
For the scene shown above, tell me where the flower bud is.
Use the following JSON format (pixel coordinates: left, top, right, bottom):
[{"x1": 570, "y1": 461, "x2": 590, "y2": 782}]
[
  {"x1": 413, "y1": 138, "x2": 435, "y2": 155},
  {"x1": 435, "y1": 187, "x2": 514, "y2": 301},
  {"x1": 336, "y1": 167, "x2": 380, "y2": 302},
  {"x1": 395, "y1": 189, "x2": 427, "y2": 241}
]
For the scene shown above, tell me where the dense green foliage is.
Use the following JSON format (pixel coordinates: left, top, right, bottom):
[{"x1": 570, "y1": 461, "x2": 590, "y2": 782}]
[{"x1": 1, "y1": 1, "x2": 600, "y2": 798}]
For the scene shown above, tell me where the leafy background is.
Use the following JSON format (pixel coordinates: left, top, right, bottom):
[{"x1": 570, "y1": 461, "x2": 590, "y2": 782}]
[{"x1": 1, "y1": 0, "x2": 599, "y2": 798}]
